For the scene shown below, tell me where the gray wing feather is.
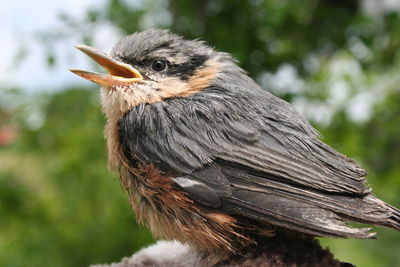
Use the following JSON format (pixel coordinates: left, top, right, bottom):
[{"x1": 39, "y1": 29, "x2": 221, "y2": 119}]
[{"x1": 118, "y1": 84, "x2": 400, "y2": 238}]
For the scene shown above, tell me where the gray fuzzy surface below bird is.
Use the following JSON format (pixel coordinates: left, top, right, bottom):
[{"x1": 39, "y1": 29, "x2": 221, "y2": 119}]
[{"x1": 72, "y1": 29, "x2": 400, "y2": 255}]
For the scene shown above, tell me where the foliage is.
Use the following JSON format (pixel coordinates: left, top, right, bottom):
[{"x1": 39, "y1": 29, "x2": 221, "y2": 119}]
[
  {"x1": 0, "y1": 89, "x2": 153, "y2": 267},
  {"x1": 1, "y1": 0, "x2": 400, "y2": 266}
]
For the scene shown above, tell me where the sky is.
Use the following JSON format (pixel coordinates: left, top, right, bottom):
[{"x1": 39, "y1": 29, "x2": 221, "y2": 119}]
[{"x1": 0, "y1": 0, "x2": 121, "y2": 93}]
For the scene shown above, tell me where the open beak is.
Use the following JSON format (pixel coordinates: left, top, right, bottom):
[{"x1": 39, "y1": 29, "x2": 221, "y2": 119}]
[{"x1": 70, "y1": 45, "x2": 143, "y2": 87}]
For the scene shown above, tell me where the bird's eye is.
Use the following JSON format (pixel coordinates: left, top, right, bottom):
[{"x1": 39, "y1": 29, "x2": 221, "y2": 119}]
[{"x1": 152, "y1": 60, "x2": 167, "y2": 71}]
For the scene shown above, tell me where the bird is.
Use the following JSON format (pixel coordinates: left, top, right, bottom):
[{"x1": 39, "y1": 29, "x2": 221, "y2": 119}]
[{"x1": 70, "y1": 29, "x2": 400, "y2": 258}]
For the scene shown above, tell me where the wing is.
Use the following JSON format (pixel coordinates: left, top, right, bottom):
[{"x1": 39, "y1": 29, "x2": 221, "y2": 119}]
[
  {"x1": 173, "y1": 162, "x2": 400, "y2": 238},
  {"x1": 119, "y1": 87, "x2": 369, "y2": 195},
  {"x1": 118, "y1": 87, "x2": 400, "y2": 237}
]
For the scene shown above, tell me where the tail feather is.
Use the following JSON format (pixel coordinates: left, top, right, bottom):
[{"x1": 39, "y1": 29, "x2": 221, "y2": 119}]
[
  {"x1": 224, "y1": 188, "x2": 376, "y2": 239},
  {"x1": 222, "y1": 167, "x2": 400, "y2": 238},
  {"x1": 382, "y1": 202, "x2": 400, "y2": 230},
  {"x1": 360, "y1": 196, "x2": 400, "y2": 230}
]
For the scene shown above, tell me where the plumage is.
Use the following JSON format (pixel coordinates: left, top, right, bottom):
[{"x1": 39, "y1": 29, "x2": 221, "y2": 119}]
[{"x1": 71, "y1": 29, "x2": 400, "y2": 256}]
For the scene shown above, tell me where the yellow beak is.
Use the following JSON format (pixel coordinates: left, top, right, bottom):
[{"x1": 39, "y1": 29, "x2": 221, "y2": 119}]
[{"x1": 70, "y1": 45, "x2": 143, "y2": 87}]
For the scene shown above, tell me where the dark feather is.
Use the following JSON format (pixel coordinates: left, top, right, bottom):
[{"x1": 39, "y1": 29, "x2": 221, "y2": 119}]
[
  {"x1": 118, "y1": 74, "x2": 400, "y2": 238},
  {"x1": 119, "y1": 83, "x2": 368, "y2": 194},
  {"x1": 172, "y1": 177, "x2": 221, "y2": 208}
]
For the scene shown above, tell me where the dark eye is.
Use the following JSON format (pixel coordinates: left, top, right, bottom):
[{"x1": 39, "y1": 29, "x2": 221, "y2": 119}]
[{"x1": 152, "y1": 60, "x2": 167, "y2": 71}]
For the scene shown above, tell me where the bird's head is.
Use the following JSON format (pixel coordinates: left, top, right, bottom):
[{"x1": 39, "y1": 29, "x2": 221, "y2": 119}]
[{"x1": 70, "y1": 29, "x2": 237, "y2": 118}]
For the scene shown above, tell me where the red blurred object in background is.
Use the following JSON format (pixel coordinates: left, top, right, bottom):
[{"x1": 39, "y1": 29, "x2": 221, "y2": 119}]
[{"x1": 0, "y1": 126, "x2": 17, "y2": 146}]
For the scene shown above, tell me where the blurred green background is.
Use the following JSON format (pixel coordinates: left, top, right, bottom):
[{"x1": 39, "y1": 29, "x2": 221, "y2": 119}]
[{"x1": 1, "y1": 0, "x2": 400, "y2": 266}]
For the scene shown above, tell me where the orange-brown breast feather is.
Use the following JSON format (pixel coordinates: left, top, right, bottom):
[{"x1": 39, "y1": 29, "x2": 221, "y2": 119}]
[{"x1": 115, "y1": 152, "x2": 253, "y2": 253}]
